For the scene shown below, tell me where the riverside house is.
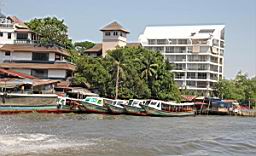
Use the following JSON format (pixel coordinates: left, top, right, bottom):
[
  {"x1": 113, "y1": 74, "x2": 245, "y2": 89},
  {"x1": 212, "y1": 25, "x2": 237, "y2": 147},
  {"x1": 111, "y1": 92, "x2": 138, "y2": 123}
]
[{"x1": 0, "y1": 13, "x2": 75, "y2": 80}]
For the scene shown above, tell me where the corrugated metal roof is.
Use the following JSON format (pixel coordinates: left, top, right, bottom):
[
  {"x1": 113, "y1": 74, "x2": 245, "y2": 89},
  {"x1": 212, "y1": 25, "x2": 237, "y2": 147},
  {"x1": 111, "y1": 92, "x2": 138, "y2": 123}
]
[{"x1": 0, "y1": 68, "x2": 36, "y2": 79}]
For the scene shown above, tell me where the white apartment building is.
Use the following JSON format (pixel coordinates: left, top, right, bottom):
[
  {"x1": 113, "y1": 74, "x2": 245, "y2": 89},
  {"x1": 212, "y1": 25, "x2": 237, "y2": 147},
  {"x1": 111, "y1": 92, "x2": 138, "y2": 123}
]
[
  {"x1": 139, "y1": 25, "x2": 225, "y2": 95},
  {"x1": 0, "y1": 13, "x2": 75, "y2": 80}
]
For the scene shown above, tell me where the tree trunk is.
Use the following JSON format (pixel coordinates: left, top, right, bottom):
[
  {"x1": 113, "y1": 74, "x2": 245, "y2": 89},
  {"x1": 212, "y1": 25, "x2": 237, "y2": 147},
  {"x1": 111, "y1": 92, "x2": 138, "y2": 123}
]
[{"x1": 115, "y1": 65, "x2": 120, "y2": 99}]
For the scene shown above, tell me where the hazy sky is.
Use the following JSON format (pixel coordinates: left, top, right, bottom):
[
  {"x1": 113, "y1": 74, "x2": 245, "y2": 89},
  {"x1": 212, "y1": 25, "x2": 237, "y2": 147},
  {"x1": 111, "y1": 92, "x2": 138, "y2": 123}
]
[{"x1": 1, "y1": 0, "x2": 255, "y2": 79}]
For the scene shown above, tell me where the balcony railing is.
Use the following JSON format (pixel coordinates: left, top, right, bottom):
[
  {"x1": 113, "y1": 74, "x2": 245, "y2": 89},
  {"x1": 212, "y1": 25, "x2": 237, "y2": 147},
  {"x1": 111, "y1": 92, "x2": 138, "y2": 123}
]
[
  {"x1": 0, "y1": 23, "x2": 13, "y2": 28},
  {"x1": 14, "y1": 39, "x2": 35, "y2": 44},
  {"x1": 14, "y1": 39, "x2": 67, "y2": 49},
  {"x1": 187, "y1": 76, "x2": 207, "y2": 79}
]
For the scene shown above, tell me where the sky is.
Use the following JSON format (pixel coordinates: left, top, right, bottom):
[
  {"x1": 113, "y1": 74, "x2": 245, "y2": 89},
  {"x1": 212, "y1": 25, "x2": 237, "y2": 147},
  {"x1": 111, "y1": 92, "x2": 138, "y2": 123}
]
[{"x1": 0, "y1": 0, "x2": 255, "y2": 79}]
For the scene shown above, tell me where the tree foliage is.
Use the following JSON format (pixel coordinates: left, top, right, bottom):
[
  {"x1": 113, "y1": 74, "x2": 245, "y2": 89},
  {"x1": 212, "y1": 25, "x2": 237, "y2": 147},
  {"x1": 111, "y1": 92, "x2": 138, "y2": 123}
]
[
  {"x1": 26, "y1": 17, "x2": 73, "y2": 49},
  {"x1": 215, "y1": 71, "x2": 256, "y2": 100},
  {"x1": 73, "y1": 47, "x2": 181, "y2": 101},
  {"x1": 74, "y1": 41, "x2": 95, "y2": 53}
]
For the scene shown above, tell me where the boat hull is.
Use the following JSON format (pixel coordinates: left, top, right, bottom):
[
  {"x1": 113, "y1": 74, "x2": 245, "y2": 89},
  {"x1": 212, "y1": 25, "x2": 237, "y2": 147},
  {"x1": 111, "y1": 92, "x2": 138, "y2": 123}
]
[
  {"x1": 122, "y1": 105, "x2": 146, "y2": 116},
  {"x1": 208, "y1": 110, "x2": 230, "y2": 115},
  {"x1": 142, "y1": 105, "x2": 196, "y2": 117},
  {"x1": 81, "y1": 102, "x2": 108, "y2": 113},
  {"x1": 105, "y1": 104, "x2": 125, "y2": 114},
  {"x1": 0, "y1": 105, "x2": 73, "y2": 114},
  {"x1": 0, "y1": 93, "x2": 58, "y2": 105}
]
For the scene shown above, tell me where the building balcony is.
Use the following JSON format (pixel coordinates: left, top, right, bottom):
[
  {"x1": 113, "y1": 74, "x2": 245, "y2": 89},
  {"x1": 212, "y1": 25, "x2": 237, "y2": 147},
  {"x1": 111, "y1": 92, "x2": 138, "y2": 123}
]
[
  {"x1": 182, "y1": 86, "x2": 213, "y2": 91},
  {"x1": 14, "y1": 39, "x2": 33, "y2": 44},
  {"x1": 0, "y1": 23, "x2": 14, "y2": 28},
  {"x1": 0, "y1": 62, "x2": 76, "y2": 71},
  {"x1": 3, "y1": 59, "x2": 72, "y2": 65},
  {"x1": 13, "y1": 40, "x2": 66, "y2": 49}
]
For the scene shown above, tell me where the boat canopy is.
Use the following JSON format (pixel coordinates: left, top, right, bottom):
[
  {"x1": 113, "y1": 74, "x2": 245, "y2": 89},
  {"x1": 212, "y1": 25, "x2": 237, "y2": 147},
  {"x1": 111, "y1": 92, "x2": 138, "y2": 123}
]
[
  {"x1": 83, "y1": 96, "x2": 113, "y2": 106},
  {"x1": 167, "y1": 102, "x2": 195, "y2": 106},
  {"x1": 150, "y1": 100, "x2": 194, "y2": 106},
  {"x1": 212, "y1": 101, "x2": 233, "y2": 108}
]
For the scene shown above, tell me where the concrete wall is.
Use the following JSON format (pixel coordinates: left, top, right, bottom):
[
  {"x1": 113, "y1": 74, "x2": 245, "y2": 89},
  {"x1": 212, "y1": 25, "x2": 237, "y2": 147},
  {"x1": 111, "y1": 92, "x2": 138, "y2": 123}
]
[
  {"x1": 0, "y1": 29, "x2": 15, "y2": 45},
  {"x1": 12, "y1": 52, "x2": 32, "y2": 61},
  {"x1": 49, "y1": 53, "x2": 55, "y2": 61},
  {"x1": 102, "y1": 40, "x2": 127, "y2": 57},
  {"x1": 48, "y1": 70, "x2": 66, "y2": 79}
]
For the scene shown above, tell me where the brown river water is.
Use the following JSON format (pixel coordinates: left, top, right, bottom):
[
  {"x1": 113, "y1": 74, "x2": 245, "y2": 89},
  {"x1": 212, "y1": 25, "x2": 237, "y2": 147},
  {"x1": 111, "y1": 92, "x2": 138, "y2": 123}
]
[{"x1": 0, "y1": 114, "x2": 255, "y2": 156}]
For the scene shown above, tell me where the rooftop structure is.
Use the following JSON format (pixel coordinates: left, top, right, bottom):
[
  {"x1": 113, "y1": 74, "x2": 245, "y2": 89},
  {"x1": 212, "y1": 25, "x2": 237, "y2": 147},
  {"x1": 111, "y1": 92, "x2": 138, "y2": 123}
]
[{"x1": 84, "y1": 21, "x2": 140, "y2": 57}]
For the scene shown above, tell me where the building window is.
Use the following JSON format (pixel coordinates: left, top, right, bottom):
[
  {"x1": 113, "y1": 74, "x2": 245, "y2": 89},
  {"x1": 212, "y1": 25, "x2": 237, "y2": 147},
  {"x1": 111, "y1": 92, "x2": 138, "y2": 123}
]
[
  {"x1": 32, "y1": 53, "x2": 49, "y2": 62},
  {"x1": 178, "y1": 39, "x2": 187, "y2": 44},
  {"x1": 0, "y1": 32, "x2": 3, "y2": 37},
  {"x1": 175, "y1": 72, "x2": 185, "y2": 79},
  {"x1": 166, "y1": 47, "x2": 174, "y2": 53},
  {"x1": 157, "y1": 39, "x2": 167, "y2": 45},
  {"x1": 8, "y1": 33, "x2": 11, "y2": 39},
  {"x1": 187, "y1": 81, "x2": 196, "y2": 87},
  {"x1": 31, "y1": 69, "x2": 48, "y2": 79},
  {"x1": 55, "y1": 54, "x2": 61, "y2": 61},
  {"x1": 113, "y1": 31, "x2": 118, "y2": 36},
  {"x1": 17, "y1": 33, "x2": 28, "y2": 40},
  {"x1": 5, "y1": 51, "x2": 11, "y2": 56},
  {"x1": 148, "y1": 39, "x2": 156, "y2": 45},
  {"x1": 187, "y1": 72, "x2": 196, "y2": 79},
  {"x1": 175, "y1": 64, "x2": 185, "y2": 70},
  {"x1": 198, "y1": 73, "x2": 207, "y2": 79},
  {"x1": 105, "y1": 32, "x2": 111, "y2": 36}
]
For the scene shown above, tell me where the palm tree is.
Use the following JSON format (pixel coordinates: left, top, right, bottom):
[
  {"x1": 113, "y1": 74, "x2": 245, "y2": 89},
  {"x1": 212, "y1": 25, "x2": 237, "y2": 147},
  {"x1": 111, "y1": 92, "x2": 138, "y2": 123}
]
[
  {"x1": 141, "y1": 53, "x2": 158, "y2": 85},
  {"x1": 106, "y1": 49, "x2": 126, "y2": 99}
]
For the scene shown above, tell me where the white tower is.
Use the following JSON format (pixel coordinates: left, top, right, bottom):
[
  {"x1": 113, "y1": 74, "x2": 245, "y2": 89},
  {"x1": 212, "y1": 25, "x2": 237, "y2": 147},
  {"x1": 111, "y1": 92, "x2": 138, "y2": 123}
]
[{"x1": 100, "y1": 21, "x2": 129, "y2": 57}]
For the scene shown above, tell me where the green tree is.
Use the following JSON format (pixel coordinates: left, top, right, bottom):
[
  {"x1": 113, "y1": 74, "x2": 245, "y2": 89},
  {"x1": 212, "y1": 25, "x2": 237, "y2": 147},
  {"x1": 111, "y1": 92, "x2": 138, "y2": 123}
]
[
  {"x1": 73, "y1": 55, "x2": 111, "y2": 96},
  {"x1": 26, "y1": 17, "x2": 73, "y2": 49},
  {"x1": 215, "y1": 72, "x2": 256, "y2": 100},
  {"x1": 140, "y1": 51, "x2": 158, "y2": 88},
  {"x1": 105, "y1": 49, "x2": 126, "y2": 99},
  {"x1": 74, "y1": 41, "x2": 95, "y2": 53},
  {"x1": 72, "y1": 46, "x2": 180, "y2": 101}
]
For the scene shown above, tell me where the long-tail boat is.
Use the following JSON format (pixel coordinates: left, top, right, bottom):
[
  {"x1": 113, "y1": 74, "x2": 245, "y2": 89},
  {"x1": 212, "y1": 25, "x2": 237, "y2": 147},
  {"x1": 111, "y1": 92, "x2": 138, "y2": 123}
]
[
  {"x1": 105, "y1": 100, "x2": 127, "y2": 114},
  {"x1": 122, "y1": 99, "x2": 147, "y2": 116},
  {"x1": 0, "y1": 93, "x2": 75, "y2": 114},
  {"x1": 140, "y1": 100, "x2": 196, "y2": 117},
  {"x1": 80, "y1": 96, "x2": 112, "y2": 113}
]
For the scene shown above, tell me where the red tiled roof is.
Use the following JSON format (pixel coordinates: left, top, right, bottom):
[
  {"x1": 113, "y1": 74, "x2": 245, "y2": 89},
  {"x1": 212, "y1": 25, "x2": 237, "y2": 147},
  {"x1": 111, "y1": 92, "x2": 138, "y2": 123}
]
[
  {"x1": 0, "y1": 63, "x2": 76, "y2": 71},
  {"x1": 0, "y1": 44, "x2": 70, "y2": 57},
  {"x1": 0, "y1": 68, "x2": 36, "y2": 79},
  {"x1": 8, "y1": 16, "x2": 29, "y2": 29}
]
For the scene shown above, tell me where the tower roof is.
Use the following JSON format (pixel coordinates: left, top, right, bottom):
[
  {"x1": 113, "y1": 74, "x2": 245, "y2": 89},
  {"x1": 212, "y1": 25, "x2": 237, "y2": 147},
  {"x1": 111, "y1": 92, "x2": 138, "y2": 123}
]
[{"x1": 100, "y1": 21, "x2": 129, "y2": 33}]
